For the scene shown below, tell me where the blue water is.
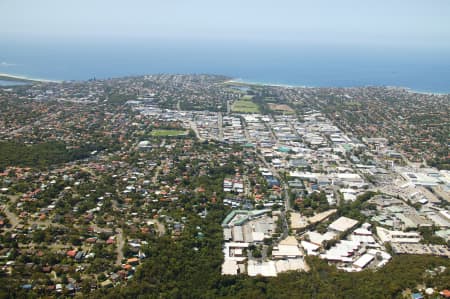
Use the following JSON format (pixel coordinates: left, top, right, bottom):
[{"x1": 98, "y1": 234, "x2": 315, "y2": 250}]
[{"x1": 1, "y1": 37, "x2": 449, "y2": 93}]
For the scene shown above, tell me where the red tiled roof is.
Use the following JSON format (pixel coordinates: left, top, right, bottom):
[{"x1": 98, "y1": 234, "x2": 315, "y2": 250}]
[{"x1": 67, "y1": 250, "x2": 77, "y2": 257}]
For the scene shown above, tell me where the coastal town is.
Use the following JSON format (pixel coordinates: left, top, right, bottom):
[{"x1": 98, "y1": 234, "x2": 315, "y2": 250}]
[{"x1": 0, "y1": 74, "x2": 449, "y2": 297}]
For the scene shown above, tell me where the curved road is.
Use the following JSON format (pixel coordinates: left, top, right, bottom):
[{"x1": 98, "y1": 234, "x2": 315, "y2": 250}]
[
  {"x1": 2, "y1": 195, "x2": 20, "y2": 228},
  {"x1": 115, "y1": 228, "x2": 125, "y2": 266}
]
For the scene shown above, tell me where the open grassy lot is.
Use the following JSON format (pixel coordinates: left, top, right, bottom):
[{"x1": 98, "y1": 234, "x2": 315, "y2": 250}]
[
  {"x1": 231, "y1": 100, "x2": 260, "y2": 113},
  {"x1": 150, "y1": 129, "x2": 188, "y2": 137},
  {"x1": 268, "y1": 103, "x2": 295, "y2": 114},
  {"x1": 240, "y1": 94, "x2": 254, "y2": 100}
]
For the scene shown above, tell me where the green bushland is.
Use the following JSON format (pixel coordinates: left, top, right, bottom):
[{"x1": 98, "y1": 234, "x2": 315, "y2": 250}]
[{"x1": 0, "y1": 141, "x2": 103, "y2": 170}]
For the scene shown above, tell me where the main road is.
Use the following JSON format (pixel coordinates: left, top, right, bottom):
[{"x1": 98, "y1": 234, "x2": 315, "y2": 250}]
[
  {"x1": 218, "y1": 112, "x2": 224, "y2": 141},
  {"x1": 115, "y1": 228, "x2": 125, "y2": 266},
  {"x1": 188, "y1": 120, "x2": 204, "y2": 141},
  {"x1": 254, "y1": 151, "x2": 291, "y2": 239}
]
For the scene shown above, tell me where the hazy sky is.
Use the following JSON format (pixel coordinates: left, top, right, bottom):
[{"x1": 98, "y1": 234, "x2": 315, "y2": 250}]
[{"x1": 2, "y1": 0, "x2": 450, "y2": 48}]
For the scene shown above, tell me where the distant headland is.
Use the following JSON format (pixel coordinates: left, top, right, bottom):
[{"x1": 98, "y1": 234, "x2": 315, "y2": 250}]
[{"x1": 0, "y1": 73, "x2": 61, "y2": 84}]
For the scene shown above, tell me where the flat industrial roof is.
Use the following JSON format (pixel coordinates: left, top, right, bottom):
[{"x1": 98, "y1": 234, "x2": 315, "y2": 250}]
[
  {"x1": 329, "y1": 216, "x2": 358, "y2": 232},
  {"x1": 353, "y1": 253, "x2": 374, "y2": 269},
  {"x1": 247, "y1": 260, "x2": 277, "y2": 277},
  {"x1": 222, "y1": 259, "x2": 239, "y2": 275}
]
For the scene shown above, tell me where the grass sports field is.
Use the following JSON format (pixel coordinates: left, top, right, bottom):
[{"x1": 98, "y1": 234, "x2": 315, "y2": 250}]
[
  {"x1": 150, "y1": 129, "x2": 188, "y2": 137},
  {"x1": 231, "y1": 100, "x2": 260, "y2": 113}
]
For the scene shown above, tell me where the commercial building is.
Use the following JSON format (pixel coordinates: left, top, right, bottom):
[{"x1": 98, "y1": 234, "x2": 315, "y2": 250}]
[
  {"x1": 376, "y1": 227, "x2": 421, "y2": 244},
  {"x1": 328, "y1": 216, "x2": 359, "y2": 234},
  {"x1": 272, "y1": 236, "x2": 303, "y2": 259}
]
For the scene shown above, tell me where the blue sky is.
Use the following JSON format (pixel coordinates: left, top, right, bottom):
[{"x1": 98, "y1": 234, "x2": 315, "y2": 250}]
[{"x1": 1, "y1": 0, "x2": 450, "y2": 49}]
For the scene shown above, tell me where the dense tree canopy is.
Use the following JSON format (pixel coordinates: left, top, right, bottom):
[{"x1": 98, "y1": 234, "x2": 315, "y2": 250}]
[{"x1": 0, "y1": 141, "x2": 104, "y2": 170}]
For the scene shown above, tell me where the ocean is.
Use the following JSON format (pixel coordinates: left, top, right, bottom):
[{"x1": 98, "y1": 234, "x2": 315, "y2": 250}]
[{"x1": 1, "y1": 37, "x2": 450, "y2": 93}]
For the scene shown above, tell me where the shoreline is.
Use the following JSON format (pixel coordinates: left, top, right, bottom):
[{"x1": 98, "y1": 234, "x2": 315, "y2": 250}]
[
  {"x1": 1, "y1": 72, "x2": 448, "y2": 95},
  {"x1": 227, "y1": 79, "x2": 450, "y2": 95},
  {"x1": 225, "y1": 79, "x2": 300, "y2": 89},
  {"x1": 0, "y1": 73, "x2": 61, "y2": 83}
]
